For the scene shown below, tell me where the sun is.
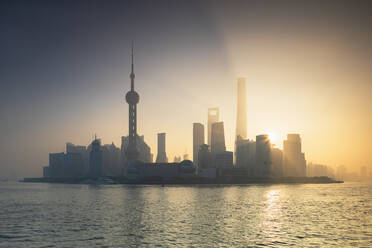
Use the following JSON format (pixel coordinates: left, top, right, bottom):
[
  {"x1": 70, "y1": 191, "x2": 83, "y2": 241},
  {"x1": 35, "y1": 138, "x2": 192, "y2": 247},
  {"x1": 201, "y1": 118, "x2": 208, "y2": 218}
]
[{"x1": 267, "y1": 132, "x2": 278, "y2": 144}]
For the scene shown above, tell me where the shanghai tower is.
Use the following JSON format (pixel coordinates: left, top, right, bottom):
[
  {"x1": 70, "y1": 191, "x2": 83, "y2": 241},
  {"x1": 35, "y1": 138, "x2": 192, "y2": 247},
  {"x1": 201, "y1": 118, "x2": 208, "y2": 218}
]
[
  {"x1": 125, "y1": 43, "x2": 140, "y2": 163},
  {"x1": 236, "y1": 77, "x2": 247, "y2": 139}
]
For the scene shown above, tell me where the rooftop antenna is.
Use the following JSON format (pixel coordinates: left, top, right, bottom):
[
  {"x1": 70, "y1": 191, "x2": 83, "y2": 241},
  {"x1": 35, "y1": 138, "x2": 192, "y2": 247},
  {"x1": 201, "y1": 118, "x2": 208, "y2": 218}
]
[
  {"x1": 131, "y1": 40, "x2": 134, "y2": 68},
  {"x1": 130, "y1": 40, "x2": 135, "y2": 91}
]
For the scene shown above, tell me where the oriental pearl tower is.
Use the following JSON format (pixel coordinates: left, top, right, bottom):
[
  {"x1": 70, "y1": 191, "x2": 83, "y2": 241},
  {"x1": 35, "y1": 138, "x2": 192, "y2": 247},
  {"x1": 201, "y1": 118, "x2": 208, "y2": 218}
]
[{"x1": 125, "y1": 43, "x2": 140, "y2": 163}]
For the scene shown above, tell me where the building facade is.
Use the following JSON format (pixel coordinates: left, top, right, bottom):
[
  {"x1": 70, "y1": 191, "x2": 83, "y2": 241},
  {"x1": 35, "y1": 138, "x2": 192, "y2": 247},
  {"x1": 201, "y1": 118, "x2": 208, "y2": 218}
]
[
  {"x1": 156, "y1": 133, "x2": 168, "y2": 163},
  {"x1": 102, "y1": 143, "x2": 121, "y2": 176},
  {"x1": 214, "y1": 151, "x2": 233, "y2": 169},
  {"x1": 207, "y1": 107, "x2": 219, "y2": 146},
  {"x1": 283, "y1": 134, "x2": 306, "y2": 177},
  {"x1": 256, "y1": 134, "x2": 271, "y2": 176},
  {"x1": 193, "y1": 123, "x2": 204, "y2": 165},
  {"x1": 211, "y1": 122, "x2": 226, "y2": 155},
  {"x1": 89, "y1": 138, "x2": 103, "y2": 177},
  {"x1": 235, "y1": 136, "x2": 256, "y2": 173},
  {"x1": 270, "y1": 147, "x2": 283, "y2": 177}
]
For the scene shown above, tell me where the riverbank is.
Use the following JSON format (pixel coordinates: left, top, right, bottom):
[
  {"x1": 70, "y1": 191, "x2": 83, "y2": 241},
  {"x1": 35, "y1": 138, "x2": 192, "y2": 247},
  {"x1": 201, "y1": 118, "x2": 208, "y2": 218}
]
[{"x1": 22, "y1": 176, "x2": 343, "y2": 184}]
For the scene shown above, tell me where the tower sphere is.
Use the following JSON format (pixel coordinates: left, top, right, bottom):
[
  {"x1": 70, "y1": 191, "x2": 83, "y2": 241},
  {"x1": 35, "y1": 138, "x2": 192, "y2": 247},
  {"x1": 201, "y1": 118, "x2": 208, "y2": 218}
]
[{"x1": 126, "y1": 90, "x2": 139, "y2": 104}]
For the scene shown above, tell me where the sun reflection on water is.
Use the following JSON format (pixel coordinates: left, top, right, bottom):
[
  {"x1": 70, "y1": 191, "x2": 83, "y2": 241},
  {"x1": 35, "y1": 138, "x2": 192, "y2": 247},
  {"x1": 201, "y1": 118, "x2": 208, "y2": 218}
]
[{"x1": 262, "y1": 188, "x2": 284, "y2": 241}]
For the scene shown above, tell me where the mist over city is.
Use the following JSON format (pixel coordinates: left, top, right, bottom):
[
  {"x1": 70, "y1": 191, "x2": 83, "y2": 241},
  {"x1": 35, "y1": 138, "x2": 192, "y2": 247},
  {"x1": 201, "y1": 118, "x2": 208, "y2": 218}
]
[
  {"x1": 1, "y1": 0, "x2": 371, "y2": 181},
  {"x1": 0, "y1": 1, "x2": 371, "y2": 247}
]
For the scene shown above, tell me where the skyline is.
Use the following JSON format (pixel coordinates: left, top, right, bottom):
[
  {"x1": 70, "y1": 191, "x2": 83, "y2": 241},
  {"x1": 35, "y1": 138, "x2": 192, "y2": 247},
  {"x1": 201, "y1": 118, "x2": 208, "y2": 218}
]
[{"x1": 1, "y1": 0, "x2": 372, "y2": 178}]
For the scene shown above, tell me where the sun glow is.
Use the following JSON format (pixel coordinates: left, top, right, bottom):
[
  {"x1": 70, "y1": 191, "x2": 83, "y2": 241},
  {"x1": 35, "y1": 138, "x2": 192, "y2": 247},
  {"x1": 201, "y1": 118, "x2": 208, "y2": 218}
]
[{"x1": 267, "y1": 132, "x2": 278, "y2": 145}]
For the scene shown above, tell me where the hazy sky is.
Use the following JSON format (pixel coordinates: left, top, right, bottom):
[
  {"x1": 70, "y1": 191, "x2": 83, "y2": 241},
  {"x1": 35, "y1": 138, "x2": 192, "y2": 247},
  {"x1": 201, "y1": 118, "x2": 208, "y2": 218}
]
[{"x1": 1, "y1": 0, "x2": 371, "y2": 178}]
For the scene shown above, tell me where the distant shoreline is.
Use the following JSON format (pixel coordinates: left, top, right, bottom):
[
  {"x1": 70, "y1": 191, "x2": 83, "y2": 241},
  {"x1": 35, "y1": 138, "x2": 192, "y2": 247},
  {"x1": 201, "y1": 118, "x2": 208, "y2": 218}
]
[{"x1": 21, "y1": 176, "x2": 343, "y2": 185}]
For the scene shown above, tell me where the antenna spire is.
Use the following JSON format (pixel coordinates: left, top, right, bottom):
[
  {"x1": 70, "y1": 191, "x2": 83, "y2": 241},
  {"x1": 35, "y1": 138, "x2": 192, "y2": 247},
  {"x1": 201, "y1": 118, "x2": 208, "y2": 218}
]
[
  {"x1": 130, "y1": 41, "x2": 135, "y2": 91},
  {"x1": 131, "y1": 41, "x2": 134, "y2": 72}
]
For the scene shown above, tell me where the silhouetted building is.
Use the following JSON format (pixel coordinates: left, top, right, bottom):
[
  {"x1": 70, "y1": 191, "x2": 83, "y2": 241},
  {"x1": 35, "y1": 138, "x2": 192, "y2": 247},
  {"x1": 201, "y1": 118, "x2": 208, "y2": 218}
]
[
  {"x1": 49, "y1": 152, "x2": 65, "y2": 178},
  {"x1": 47, "y1": 143, "x2": 87, "y2": 178},
  {"x1": 271, "y1": 147, "x2": 283, "y2": 177},
  {"x1": 283, "y1": 134, "x2": 306, "y2": 177},
  {"x1": 125, "y1": 44, "x2": 140, "y2": 163},
  {"x1": 236, "y1": 77, "x2": 247, "y2": 139},
  {"x1": 102, "y1": 143, "x2": 121, "y2": 176},
  {"x1": 89, "y1": 137, "x2": 103, "y2": 177},
  {"x1": 127, "y1": 162, "x2": 177, "y2": 181},
  {"x1": 178, "y1": 160, "x2": 197, "y2": 177},
  {"x1": 211, "y1": 122, "x2": 226, "y2": 155},
  {"x1": 193, "y1": 123, "x2": 204, "y2": 165},
  {"x1": 66, "y1": 143, "x2": 86, "y2": 154},
  {"x1": 207, "y1": 108, "x2": 219, "y2": 146},
  {"x1": 156, "y1": 133, "x2": 168, "y2": 163},
  {"x1": 256, "y1": 134, "x2": 271, "y2": 176},
  {"x1": 235, "y1": 136, "x2": 256, "y2": 169},
  {"x1": 214, "y1": 151, "x2": 233, "y2": 169},
  {"x1": 236, "y1": 136, "x2": 249, "y2": 168},
  {"x1": 66, "y1": 142, "x2": 89, "y2": 175},
  {"x1": 198, "y1": 144, "x2": 212, "y2": 169},
  {"x1": 197, "y1": 144, "x2": 216, "y2": 178},
  {"x1": 121, "y1": 135, "x2": 153, "y2": 166},
  {"x1": 64, "y1": 152, "x2": 84, "y2": 177},
  {"x1": 126, "y1": 160, "x2": 196, "y2": 181}
]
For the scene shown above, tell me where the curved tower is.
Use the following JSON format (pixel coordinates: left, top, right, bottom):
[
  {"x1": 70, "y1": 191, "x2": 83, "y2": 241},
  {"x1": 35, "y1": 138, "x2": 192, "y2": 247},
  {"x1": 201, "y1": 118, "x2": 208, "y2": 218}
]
[{"x1": 125, "y1": 43, "x2": 140, "y2": 162}]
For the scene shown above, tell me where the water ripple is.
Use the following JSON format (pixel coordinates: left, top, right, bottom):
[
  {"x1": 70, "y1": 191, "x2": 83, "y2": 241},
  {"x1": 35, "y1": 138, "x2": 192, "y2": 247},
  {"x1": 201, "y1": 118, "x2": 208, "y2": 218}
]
[{"x1": 0, "y1": 182, "x2": 371, "y2": 247}]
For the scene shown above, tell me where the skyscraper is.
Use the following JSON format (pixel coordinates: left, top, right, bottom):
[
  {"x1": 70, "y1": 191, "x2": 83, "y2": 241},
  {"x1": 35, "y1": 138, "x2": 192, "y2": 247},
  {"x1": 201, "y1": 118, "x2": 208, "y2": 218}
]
[
  {"x1": 207, "y1": 108, "x2": 219, "y2": 146},
  {"x1": 211, "y1": 122, "x2": 226, "y2": 155},
  {"x1": 49, "y1": 152, "x2": 65, "y2": 178},
  {"x1": 283, "y1": 134, "x2": 306, "y2": 177},
  {"x1": 66, "y1": 142, "x2": 89, "y2": 174},
  {"x1": 256, "y1": 134, "x2": 271, "y2": 176},
  {"x1": 236, "y1": 77, "x2": 247, "y2": 140},
  {"x1": 89, "y1": 137, "x2": 103, "y2": 178},
  {"x1": 125, "y1": 43, "x2": 140, "y2": 163},
  {"x1": 193, "y1": 123, "x2": 204, "y2": 164},
  {"x1": 65, "y1": 153, "x2": 85, "y2": 177},
  {"x1": 271, "y1": 147, "x2": 283, "y2": 177},
  {"x1": 102, "y1": 142, "x2": 121, "y2": 176},
  {"x1": 198, "y1": 144, "x2": 212, "y2": 169},
  {"x1": 235, "y1": 136, "x2": 255, "y2": 171},
  {"x1": 156, "y1": 133, "x2": 168, "y2": 163}
]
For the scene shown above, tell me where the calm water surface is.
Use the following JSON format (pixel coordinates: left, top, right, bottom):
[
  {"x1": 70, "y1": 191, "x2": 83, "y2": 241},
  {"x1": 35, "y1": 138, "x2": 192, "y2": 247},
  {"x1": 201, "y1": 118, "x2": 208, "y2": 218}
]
[{"x1": 0, "y1": 182, "x2": 371, "y2": 247}]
